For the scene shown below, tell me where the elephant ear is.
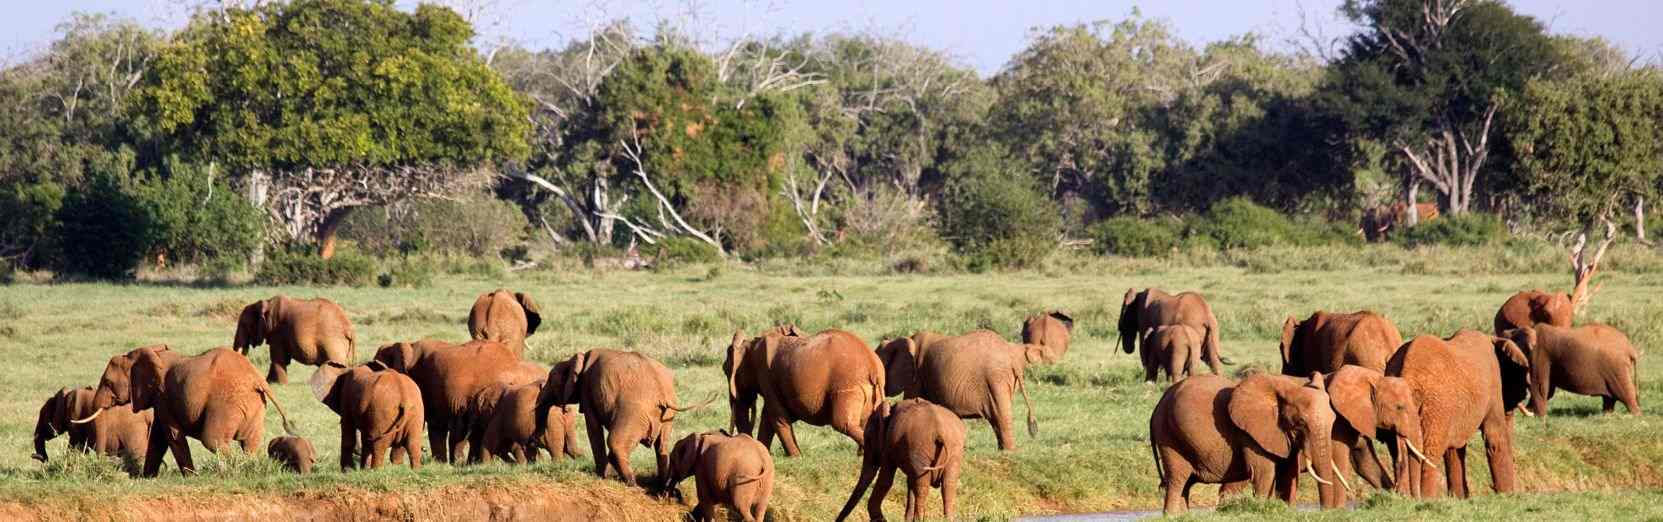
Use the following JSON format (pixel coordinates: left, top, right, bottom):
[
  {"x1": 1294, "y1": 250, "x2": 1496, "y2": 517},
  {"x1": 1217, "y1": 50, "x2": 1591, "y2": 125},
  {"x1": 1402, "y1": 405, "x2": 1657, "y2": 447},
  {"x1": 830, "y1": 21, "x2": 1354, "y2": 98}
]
[
  {"x1": 1229, "y1": 374, "x2": 1293, "y2": 458},
  {"x1": 47, "y1": 388, "x2": 72, "y2": 433},
  {"x1": 235, "y1": 302, "x2": 265, "y2": 349},
  {"x1": 1326, "y1": 367, "x2": 1379, "y2": 439},
  {"x1": 363, "y1": 360, "x2": 389, "y2": 373},
  {"x1": 561, "y1": 351, "x2": 591, "y2": 404},
  {"x1": 725, "y1": 331, "x2": 745, "y2": 401},
  {"x1": 515, "y1": 292, "x2": 542, "y2": 336},
  {"x1": 1278, "y1": 317, "x2": 1298, "y2": 369},
  {"x1": 1119, "y1": 289, "x2": 1141, "y2": 354},
  {"x1": 1049, "y1": 310, "x2": 1075, "y2": 332},
  {"x1": 309, "y1": 362, "x2": 348, "y2": 404},
  {"x1": 1492, "y1": 336, "x2": 1529, "y2": 368},
  {"x1": 130, "y1": 348, "x2": 171, "y2": 411}
]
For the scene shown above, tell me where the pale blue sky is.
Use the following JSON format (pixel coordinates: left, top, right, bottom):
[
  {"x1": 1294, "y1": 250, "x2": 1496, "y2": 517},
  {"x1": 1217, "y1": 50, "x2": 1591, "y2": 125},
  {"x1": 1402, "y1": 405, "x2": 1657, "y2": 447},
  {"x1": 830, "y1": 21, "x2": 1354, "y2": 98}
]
[{"x1": 4, "y1": 1, "x2": 1658, "y2": 75}]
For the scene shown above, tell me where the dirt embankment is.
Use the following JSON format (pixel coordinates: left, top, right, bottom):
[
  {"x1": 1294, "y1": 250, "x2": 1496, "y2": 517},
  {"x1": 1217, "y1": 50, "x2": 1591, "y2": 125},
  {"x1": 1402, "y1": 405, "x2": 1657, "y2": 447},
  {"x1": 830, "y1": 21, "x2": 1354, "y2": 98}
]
[{"x1": 0, "y1": 482, "x2": 687, "y2": 522}]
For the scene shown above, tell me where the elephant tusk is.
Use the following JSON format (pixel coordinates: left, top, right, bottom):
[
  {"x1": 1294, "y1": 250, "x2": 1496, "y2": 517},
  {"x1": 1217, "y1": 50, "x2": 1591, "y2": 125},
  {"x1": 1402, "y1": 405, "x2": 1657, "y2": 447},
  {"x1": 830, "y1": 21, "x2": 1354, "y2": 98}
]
[
  {"x1": 1330, "y1": 461, "x2": 1354, "y2": 492},
  {"x1": 1519, "y1": 406, "x2": 1536, "y2": 417},
  {"x1": 1405, "y1": 440, "x2": 1438, "y2": 470},
  {"x1": 69, "y1": 408, "x2": 103, "y2": 425},
  {"x1": 1305, "y1": 460, "x2": 1334, "y2": 486},
  {"x1": 1371, "y1": 445, "x2": 1393, "y2": 485}
]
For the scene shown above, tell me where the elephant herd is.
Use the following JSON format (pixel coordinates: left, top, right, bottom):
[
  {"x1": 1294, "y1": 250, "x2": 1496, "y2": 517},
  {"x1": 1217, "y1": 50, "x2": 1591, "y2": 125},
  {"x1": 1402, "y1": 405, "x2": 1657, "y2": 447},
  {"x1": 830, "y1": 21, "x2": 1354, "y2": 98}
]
[
  {"x1": 1129, "y1": 287, "x2": 1644, "y2": 515},
  {"x1": 32, "y1": 286, "x2": 1078, "y2": 522},
  {"x1": 30, "y1": 283, "x2": 1641, "y2": 519}
]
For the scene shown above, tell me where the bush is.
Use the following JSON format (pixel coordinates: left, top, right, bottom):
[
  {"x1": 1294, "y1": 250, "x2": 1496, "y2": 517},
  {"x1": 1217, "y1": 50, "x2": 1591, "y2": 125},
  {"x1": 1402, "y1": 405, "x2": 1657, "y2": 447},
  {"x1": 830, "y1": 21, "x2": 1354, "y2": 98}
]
[
  {"x1": 338, "y1": 193, "x2": 528, "y2": 258},
  {"x1": 1397, "y1": 212, "x2": 1507, "y2": 247},
  {"x1": 1088, "y1": 217, "x2": 1181, "y2": 257},
  {"x1": 1195, "y1": 197, "x2": 1299, "y2": 250},
  {"x1": 133, "y1": 160, "x2": 264, "y2": 269},
  {"x1": 54, "y1": 170, "x2": 152, "y2": 279},
  {"x1": 254, "y1": 248, "x2": 376, "y2": 287},
  {"x1": 937, "y1": 150, "x2": 1060, "y2": 270},
  {"x1": 380, "y1": 257, "x2": 436, "y2": 288},
  {"x1": 653, "y1": 237, "x2": 722, "y2": 267}
]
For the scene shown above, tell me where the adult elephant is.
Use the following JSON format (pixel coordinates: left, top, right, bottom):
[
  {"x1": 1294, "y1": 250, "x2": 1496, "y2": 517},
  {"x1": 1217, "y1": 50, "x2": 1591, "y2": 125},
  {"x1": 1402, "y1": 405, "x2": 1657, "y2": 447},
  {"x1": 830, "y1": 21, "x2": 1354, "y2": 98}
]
[
  {"x1": 725, "y1": 328, "x2": 885, "y2": 457},
  {"x1": 1386, "y1": 330, "x2": 1529, "y2": 498},
  {"x1": 1280, "y1": 310, "x2": 1404, "y2": 375},
  {"x1": 1120, "y1": 288, "x2": 1224, "y2": 380},
  {"x1": 1501, "y1": 324, "x2": 1641, "y2": 416},
  {"x1": 373, "y1": 339, "x2": 541, "y2": 463},
  {"x1": 876, "y1": 331, "x2": 1041, "y2": 450},
  {"x1": 35, "y1": 386, "x2": 153, "y2": 464},
  {"x1": 1494, "y1": 290, "x2": 1573, "y2": 336},
  {"x1": 534, "y1": 349, "x2": 705, "y2": 486},
  {"x1": 79, "y1": 345, "x2": 297, "y2": 477},
  {"x1": 234, "y1": 295, "x2": 356, "y2": 384},
  {"x1": 1322, "y1": 366, "x2": 1437, "y2": 504},
  {"x1": 468, "y1": 289, "x2": 543, "y2": 357},
  {"x1": 1149, "y1": 372, "x2": 1343, "y2": 515},
  {"x1": 1021, "y1": 311, "x2": 1074, "y2": 364}
]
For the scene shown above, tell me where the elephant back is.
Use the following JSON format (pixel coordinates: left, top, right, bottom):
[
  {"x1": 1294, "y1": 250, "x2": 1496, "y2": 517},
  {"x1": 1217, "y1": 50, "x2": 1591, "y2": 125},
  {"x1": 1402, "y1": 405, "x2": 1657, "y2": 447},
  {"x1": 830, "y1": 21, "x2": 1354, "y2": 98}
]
[{"x1": 914, "y1": 331, "x2": 1021, "y2": 415}]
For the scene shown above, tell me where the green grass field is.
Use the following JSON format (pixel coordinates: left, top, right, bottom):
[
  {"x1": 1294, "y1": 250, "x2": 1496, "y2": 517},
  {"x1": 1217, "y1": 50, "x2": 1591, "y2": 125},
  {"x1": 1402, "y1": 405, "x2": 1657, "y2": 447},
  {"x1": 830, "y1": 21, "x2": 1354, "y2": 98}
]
[{"x1": 2, "y1": 246, "x2": 1661, "y2": 520}]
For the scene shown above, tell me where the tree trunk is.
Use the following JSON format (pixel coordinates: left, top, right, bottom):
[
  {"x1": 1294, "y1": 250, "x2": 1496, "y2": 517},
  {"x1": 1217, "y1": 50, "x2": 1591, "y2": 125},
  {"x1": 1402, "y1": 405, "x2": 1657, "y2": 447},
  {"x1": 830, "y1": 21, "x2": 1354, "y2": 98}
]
[
  {"x1": 317, "y1": 208, "x2": 353, "y2": 260},
  {"x1": 1636, "y1": 196, "x2": 1649, "y2": 245},
  {"x1": 1405, "y1": 178, "x2": 1421, "y2": 227},
  {"x1": 247, "y1": 169, "x2": 270, "y2": 265}
]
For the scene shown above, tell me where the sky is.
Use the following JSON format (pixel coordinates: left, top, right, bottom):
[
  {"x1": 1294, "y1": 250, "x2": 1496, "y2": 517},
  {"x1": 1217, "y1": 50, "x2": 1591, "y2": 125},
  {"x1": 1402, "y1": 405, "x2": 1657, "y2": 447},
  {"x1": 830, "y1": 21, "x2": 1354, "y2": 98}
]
[{"x1": 3, "y1": 0, "x2": 1659, "y2": 75}]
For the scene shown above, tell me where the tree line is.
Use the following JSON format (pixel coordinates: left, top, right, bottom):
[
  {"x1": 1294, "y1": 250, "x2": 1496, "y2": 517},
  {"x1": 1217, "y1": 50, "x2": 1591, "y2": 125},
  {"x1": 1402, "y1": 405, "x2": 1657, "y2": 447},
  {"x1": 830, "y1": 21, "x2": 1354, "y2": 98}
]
[{"x1": 1, "y1": 0, "x2": 1659, "y2": 278}]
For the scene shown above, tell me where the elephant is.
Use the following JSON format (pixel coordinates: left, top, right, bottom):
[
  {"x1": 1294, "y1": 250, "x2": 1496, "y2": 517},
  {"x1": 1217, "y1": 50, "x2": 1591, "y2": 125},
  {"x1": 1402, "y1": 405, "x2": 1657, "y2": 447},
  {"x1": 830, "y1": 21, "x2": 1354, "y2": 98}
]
[
  {"x1": 1141, "y1": 324, "x2": 1205, "y2": 382},
  {"x1": 310, "y1": 361, "x2": 425, "y2": 470},
  {"x1": 372, "y1": 339, "x2": 541, "y2": 463},
  {"x1": 1501, "y1": 324, "x2": 1641, "y2": 416},
  {"x1": 836, "y1": 399, "x2": 966, "y2": 522},
  {"x1": 1321, "y1": 365, "x2": 1438, "y2": 504},
  {"x1": 876, "y1": 330, "x2": 1039, "y2": 450},
  {"x1": 665, "y1": 431, "x2": 774, "y2": 522},
  {"x1": 1494, "y1": 290, "x2": 1573, "y2": 336},
  {"x1": 1386, "y1": 330, "x2": 1529, "y2": 498},
  {"x1": 535, "y1": 349, "x2": 707, "y2": 487},
  {"x1": 34, "y1": 386, "x2": 152, "y2": 466},
  {"x1": 724, "y1": 328, "x2": 885, "y2": 457},
  {"x1": 1149, "y1": 372, "x2": 1343, "y2": 516},
  {"x1": 267, "y1": 435, "x2": 316, "y2": 474},
  {"x1": 1120, "y1": 288, "x2": 1224, "y2": 379},
  {"x1": 469, "y1": 380, "x2": 582, "y2": 464},
  {"x1": 234, "y1": 295, "x2": 357, "y2": 384},
  {"x1": 79, "y1": 345, "x2": 297, "y2": 477},
  {"x1": 1280, "y1": 310, "x2": 1404, "y2": 375},
  {"x1": 468, "y1": 289, "x2": 543, "y2": 357},
  {"x1": 1021, "y1": 310, "x2": 1075, "y2": 364}
]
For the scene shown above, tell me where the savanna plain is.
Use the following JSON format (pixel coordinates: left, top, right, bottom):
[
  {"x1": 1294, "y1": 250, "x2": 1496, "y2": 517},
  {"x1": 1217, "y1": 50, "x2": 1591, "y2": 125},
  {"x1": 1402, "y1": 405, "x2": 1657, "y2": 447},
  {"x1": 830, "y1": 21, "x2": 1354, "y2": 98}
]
[{"x1": 2, "y1": 246, "x2": 1662, "y2": 521}]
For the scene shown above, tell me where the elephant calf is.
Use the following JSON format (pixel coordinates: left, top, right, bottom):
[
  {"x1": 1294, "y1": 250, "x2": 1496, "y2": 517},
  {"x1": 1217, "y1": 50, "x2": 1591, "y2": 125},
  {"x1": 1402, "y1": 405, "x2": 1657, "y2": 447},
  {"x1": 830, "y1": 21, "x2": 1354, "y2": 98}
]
[
  {"x1": 666, "y1": 431, "x2": 774, "y2": 522},
  {"x1": 35, "y1": 386, "x2": 151, "y2": 466},
  {"x1": 1141, "y1": 324, "x2": 1205, "y2": 382},
  {"x1": 1021, "y1": 311, "x2": 1074, "y2": 364},
  {"x1": 1502, "y1": 324, "x2": 1641, "y2": 416},
  {"x1": 836, "y1": 399, "x2": 966, "y2": 522},
  {"x1": 311, "y1": 361, "x2": 425, "y2": 470},
  {"x1": 1149, "y1": 373, "x2": 1344, "y2": 515},
  {"x1": 538, "y1": 349, "x2": 706, "y2": 487},
  {"x1": 267, "y1": 436, "x2": 316, "y2": 474},
  {"x1": 468, "y1": 380, "x2": 582, "y2": 464}
]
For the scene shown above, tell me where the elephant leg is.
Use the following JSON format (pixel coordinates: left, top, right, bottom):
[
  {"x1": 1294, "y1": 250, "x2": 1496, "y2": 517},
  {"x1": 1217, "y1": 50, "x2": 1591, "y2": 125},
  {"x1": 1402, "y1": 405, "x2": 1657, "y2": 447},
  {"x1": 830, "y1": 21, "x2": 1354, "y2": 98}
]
[
  {"x1": 1417, "y1": 444, "x2": 1445, "y2": 498},
  {"x1": 731, "y1": 485, "x2": 758, "y2": 522},
  {"x1": 404, "y1": 431, "x2": 423, "y2": 470},
  {"x1": 756, "y1": 409, "x2": 779, "y2": 454},
  {"x1": 1218, "y1": 481, "x2": 1248, "y2": 498},
  {"x1": 906, "y1": 474, "x2": 930, "y2": 521},
  {"x1": 990, "y1": 386, "x2": 1017, "y2": 451},
  {"x1": 1355, "y1": 442, "x2": 1390, "y2": 491},
  {"x1": 368, "y1": 437, "x2": 392, "y2": 469},
  {"x1": 1203, "y1": 327, "x2": 1224, "y2": 375},
  {"x1": 340, "y1": 423, "x2": 358, "y2": 470},
  {"x1": 1446, "y1": 447, "x2": 1468, "y2": 498},
  {"x1": 1618, "y1": 369, "x2": 1642, "y2": 415},
  {"x1": 1166, "y1": 344, "x2": 1186, "y2": 382},
  {"x1": 692, "y1": 501, "x2": 717, "y2": 522},
  {"x1": 467, "y1": 424, "x2": 488, "y2": 465},
  {"x1": 655, "y1": 423, "x2": 673, "y2": 488},
  {"x1": 268, "y1": 347, "x2": 291, "y2": 384},
  {"x1": 1158, "y1": 447, "x2": 1194, "y2": 515},
  {"x1": 1272, "y1": 456, "x2": 1298, "y2": 504},
  {"x1": 770, "y1": 413, "x2": 803, "y2": 457},
  {"x1": 141, "y1": 420, "x2": 171, "y2": 477},
  {"x1": 428, "y1": 423, "x2": 448, "y2": 463},
  {"x1": 1603, "y1": 396, "x2": 1617, "y2": 414},
  {"x1": 606, "y1": 429, "x2": 639, "y2": 486},
  {"x1": 941, "y1": 464, "x2": 959, "y2": 521},
  {"x1": 448, "y1": 426, "x2": 470, "y2": 466},
  {"x1": 585, "y1": 413, "x2": 609, "y2": 479},
  {"x1": 828, "y1": 392, "x2": 869, "y2": 453},
  {"x1": 1141, "y1": 348, "x2": 1158, "y2": 383},
  {"x1": 1479, "y1": 414, "x2": 1517, "y2": 494},
  {"x1": 167, "y1": 428, "x2": 195, "y2": 476},
  {"x1": 1247, "y1": 455, "x2": 1278, "y2": 499},
  {"x1": 868, "y1": 463, "x2": 898, "y2": 522},
  {"x1": 515, "y1": 443, "x2": 532, "y2": 464}
]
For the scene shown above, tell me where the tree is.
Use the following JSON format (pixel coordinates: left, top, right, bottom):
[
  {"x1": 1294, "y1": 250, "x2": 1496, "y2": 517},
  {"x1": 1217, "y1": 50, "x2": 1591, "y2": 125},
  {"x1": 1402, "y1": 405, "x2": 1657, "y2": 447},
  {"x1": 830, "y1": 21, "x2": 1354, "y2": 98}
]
[
  {"x1": 131, "y1": 0, "x2": 530, "y2": 258},
  {"x1": 1324, "y1": 0, "x2": 1562, "y2": 219}
]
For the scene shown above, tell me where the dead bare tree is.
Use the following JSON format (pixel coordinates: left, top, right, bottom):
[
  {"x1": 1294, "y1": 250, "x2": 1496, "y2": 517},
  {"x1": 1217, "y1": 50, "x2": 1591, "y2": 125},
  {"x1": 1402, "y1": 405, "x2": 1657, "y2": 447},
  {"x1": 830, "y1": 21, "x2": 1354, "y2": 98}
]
[
  {"x1": 266, "y1": 165, "x2": 490, "y2": 258},
  {"x1": 619, "y1": 124, "x2": 725, "y2": 254},
  {"x1": 1568, "y1": 217, "x2": 1617, "y2": 316}
]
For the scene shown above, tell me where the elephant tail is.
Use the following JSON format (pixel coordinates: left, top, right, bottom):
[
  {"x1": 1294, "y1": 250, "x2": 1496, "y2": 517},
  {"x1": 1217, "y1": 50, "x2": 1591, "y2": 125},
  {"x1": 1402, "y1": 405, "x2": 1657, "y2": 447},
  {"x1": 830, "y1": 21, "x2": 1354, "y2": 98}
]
[
  {"x1": 260, "y1": 385, "x2": 299, "y2": 437},
  {"x1": 923, "y1": 436, "x2": 949, "y2": 487},
  {"x1": 1015, "y1": 368, "x2": 1038, "y2": 438},
  {"x1": 835, "y1": 458, "x2": 880, "y2": 522},
  {"x1": 380, "y1": 402, "x2": 411, "y2": 440},
  {"x1": 730, "y1": 470, "x2": 765, "y2": 487}
]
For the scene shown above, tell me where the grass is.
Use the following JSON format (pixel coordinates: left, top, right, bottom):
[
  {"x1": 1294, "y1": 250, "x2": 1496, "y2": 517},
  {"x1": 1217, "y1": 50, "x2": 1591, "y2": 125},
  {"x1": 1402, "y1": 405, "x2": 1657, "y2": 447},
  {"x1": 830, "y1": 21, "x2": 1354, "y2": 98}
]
[{"x1": 2, "y1": 246, "x2": 1662, "y2": 520}]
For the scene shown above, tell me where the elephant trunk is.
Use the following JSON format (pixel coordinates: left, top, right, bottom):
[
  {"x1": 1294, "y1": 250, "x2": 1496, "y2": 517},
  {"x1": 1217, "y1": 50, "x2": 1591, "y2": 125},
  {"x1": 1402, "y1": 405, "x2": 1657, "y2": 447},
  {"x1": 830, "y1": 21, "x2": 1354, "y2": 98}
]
[
  {"x1": 1118, "y1": 322, "x2": 1137, "y2": 355},
  {"x1": 834, "y1": 458, "x2": 881, "y2": 522},
  {"x1": 1306, "y1": 427, "x2": 1342, "y2": 509},
  {"x1": 32, "y1": 401, "x2": 55, "y2": 462},
  {"x1": 729, "y1": 397, "x2": 756, "y2": 436}
]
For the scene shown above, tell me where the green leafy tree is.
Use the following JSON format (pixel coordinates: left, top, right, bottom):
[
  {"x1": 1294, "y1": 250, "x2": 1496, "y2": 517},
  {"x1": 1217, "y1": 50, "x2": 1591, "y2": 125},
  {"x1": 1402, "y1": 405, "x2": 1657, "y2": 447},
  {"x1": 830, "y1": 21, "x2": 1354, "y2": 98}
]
[
  {"x1": 1322, "y1": 0, "x2": 1562, "y2": 218},
  {"x1": 131, "y1": 0, "x2": 530, "y2": 258}
]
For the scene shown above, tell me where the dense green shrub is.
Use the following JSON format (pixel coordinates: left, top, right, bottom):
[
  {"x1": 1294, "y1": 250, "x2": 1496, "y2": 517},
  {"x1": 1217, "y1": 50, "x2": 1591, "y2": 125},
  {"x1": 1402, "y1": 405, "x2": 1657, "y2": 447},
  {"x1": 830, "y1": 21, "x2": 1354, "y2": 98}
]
[
  {"x1": 379, "y1": 257, "x2": 436, "y2": 288},
  {"x1": 1088, "y1": 217, "x2": 1182, "y2": 257},
  {"x1": 653, "y1": 237, "x2": 722, "y2": 267},
  {"x1": 133, "y1": 160, "x2": 264, "y2": 268},
  {"x1": 54, "y1": 171, "x2": 152, "y2": 279},
  {"x1": 937, "y1": 150, "x2": 1060, "y2": 270},
  {"x1": 338, "y1": 193, "x2": 528, "y2": 258},
  {"x1": 1397, "y1": 212, "x2": 1507, "y2": 247},
  {"x1": 1194, "y1": 197, "x2": 1299, "y2": 250},
  {"x1": 254, "y1": 248, "x2": 376, "y2": 287},
  {"x1": 0, "y1": 181, "x2": 66, "y2": 267}
]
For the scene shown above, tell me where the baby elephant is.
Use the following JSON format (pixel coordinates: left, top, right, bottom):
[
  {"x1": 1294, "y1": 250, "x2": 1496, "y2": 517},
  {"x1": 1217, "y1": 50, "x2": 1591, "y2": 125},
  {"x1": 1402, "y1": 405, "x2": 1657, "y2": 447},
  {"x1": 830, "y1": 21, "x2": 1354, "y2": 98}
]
[
  {"x1": 1141, "y1": 324, "x2": 1205, "y2": 382},
  {"x1": 311, "y1": 361, "x2": 426, "y2": 470},
  {"x1": 1502, "y1": 324, "x2": 1642, "y2": 415},
  {"x1": 267, "y1": 436, "x2": 316, "y2": 474},
  {"x1": 34, "y1": 386, "x2": 152, "y2": 467},
  {"x1": 837, "y1": 399, "x2": 967, "y2": 522},
  {"x1": 477, "y1": 380, "x2": 582, "y2": 463},
  {"x1": 665, "y1": 431, "x2": 774, "y2": 522}
]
